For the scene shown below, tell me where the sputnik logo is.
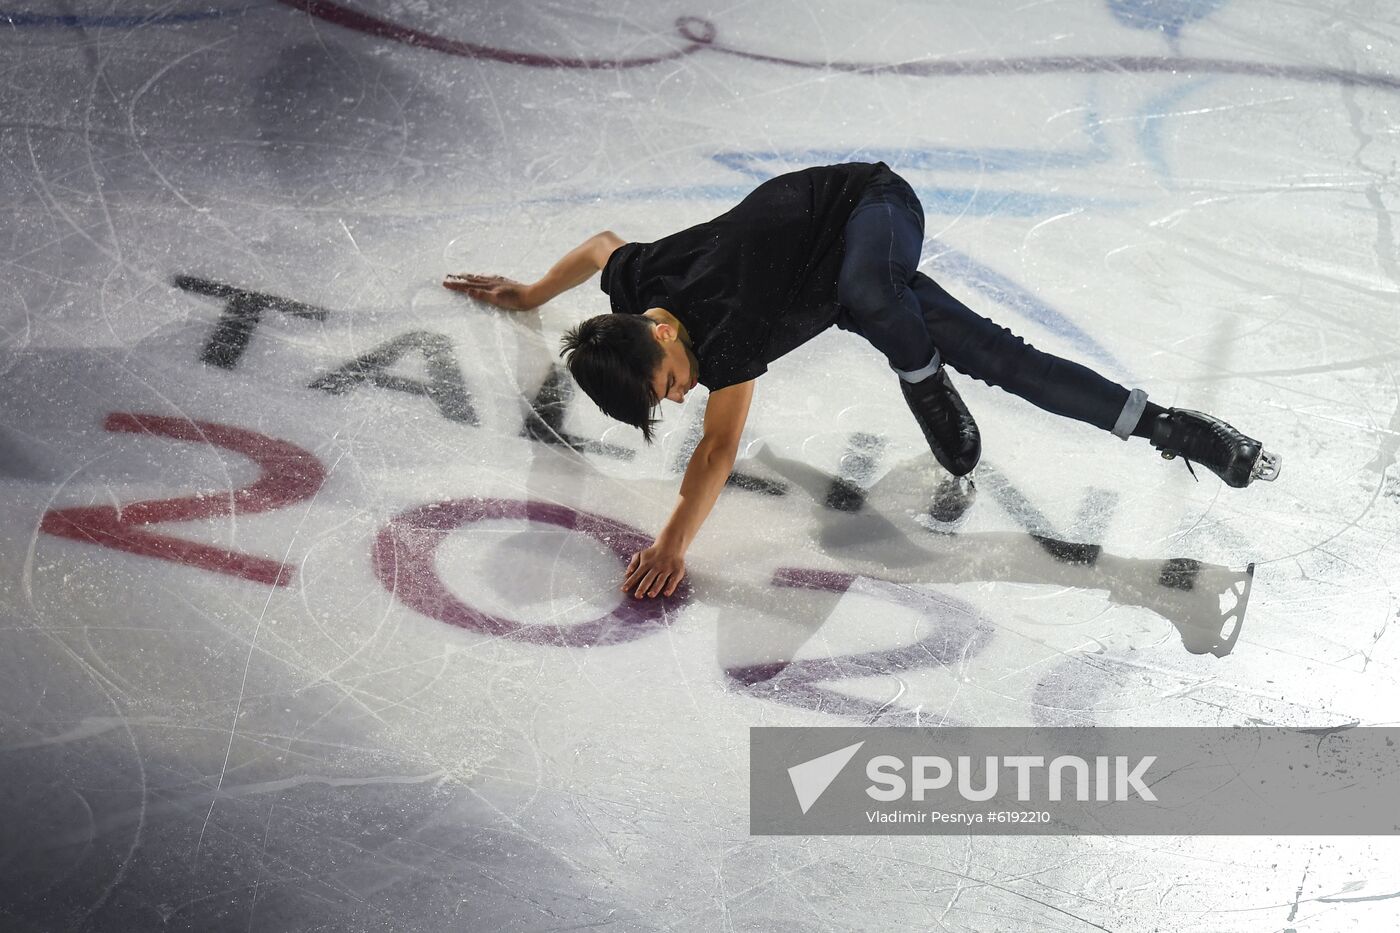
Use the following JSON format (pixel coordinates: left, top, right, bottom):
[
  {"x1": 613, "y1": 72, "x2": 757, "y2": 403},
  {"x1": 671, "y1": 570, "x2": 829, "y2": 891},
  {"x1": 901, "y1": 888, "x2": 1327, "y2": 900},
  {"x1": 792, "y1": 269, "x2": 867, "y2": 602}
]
[{"x1": 788, "y1": 741, "x2": 865, "y2": 814}]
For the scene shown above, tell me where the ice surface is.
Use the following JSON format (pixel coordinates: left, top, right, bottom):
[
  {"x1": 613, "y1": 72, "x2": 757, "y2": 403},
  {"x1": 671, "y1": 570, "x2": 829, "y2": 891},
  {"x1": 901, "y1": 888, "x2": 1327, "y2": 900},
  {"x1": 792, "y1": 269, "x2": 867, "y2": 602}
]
[{"x1": 2, "y1": 1, "x2": 1399, "y2": 930}]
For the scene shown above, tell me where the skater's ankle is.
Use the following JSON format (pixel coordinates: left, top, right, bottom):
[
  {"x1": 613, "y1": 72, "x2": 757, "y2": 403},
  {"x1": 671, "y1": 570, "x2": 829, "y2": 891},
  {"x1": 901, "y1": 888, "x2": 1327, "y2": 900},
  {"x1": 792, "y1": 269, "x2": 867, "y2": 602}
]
[
  {"x1": 895, "y1": 350, "x2": 941, "y2": 383},
  {"x1": 1130, "y1": 401, "x2": 1168, "y2": 439}
]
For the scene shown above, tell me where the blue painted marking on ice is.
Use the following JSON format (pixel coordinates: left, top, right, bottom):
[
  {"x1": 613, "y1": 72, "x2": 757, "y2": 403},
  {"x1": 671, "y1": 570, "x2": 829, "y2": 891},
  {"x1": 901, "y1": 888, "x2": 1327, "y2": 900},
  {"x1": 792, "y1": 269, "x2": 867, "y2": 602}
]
[
  {"x1": 529, "y1": 99, "x2": 1133, "y2": 371},
  {"x1": 927, "y1": 244, "x2": 1131, "y2": 377},
  {"x1": 551, "y1": 183, "x2": 1127, "y2": 219},
  {"x1": 0, "y1": 6, "x2": 245, "y2": 28},
  {"x1": 714, "y1": 144, "x2": 1104, "y2": 178},
  {"x1": 1135, "y1": 78, "x2": 1211, "y2": 183},
  {"x1": 702, "y1": 106, "x2": 1126, "y2": 215},
  {"x1": 534, "y1": 161, "x2": 1133, "y2": 367},
  {"x1": 1107, "y1": 0, "x2": 1228, "y2": 41},
  {"x1": 911, "y1": 186, "x2": 1127, "y2": 218},
  {"x1": 548, "y1": 184, "x2": 1125, "y2": 218},
  {"x1": 714, "y1": 107, "x2": 1114, "y2": 180}
]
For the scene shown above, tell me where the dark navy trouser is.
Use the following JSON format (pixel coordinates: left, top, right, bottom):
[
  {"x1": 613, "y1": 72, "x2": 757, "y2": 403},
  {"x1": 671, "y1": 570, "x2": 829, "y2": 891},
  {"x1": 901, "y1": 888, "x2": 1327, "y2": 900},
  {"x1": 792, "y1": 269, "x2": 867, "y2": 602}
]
[{"x1": 834, "y1": 172, "x2": 1144, "y2": 437}]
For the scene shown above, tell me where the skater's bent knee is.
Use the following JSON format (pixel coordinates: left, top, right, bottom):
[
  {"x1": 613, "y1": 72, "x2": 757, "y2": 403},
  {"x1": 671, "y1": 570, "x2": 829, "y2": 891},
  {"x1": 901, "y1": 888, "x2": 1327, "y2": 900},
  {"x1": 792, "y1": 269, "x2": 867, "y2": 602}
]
[{"x1": 837, "y1": 276, "x2": 908, "y2": 320}]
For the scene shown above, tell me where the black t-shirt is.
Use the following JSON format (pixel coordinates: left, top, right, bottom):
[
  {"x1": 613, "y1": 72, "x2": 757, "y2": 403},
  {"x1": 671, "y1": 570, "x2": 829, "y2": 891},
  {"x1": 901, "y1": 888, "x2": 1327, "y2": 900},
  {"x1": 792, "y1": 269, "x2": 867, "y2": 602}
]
[{"x1": 599, "y1": 161, "x2": 892, "y2": 390}]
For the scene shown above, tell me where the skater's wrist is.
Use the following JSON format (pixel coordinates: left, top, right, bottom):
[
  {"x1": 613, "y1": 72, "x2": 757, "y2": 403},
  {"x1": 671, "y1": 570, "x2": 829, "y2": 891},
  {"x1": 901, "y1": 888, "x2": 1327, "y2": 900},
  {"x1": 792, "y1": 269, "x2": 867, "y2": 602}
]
[
  {"x1": 520, "y1": 280, "x2": 549, "y2": 308},
  {"x1": 653, "y1": 526, "x2": 692, "y2": 555}
]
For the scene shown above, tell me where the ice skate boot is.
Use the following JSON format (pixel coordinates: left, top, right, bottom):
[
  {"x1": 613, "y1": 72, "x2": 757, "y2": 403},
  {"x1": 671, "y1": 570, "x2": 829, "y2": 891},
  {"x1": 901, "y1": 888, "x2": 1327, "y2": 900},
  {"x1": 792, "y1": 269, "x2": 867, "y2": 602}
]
[
  {"x1": 900, "y1": 367, "x2": 981, "y2": 476},
  {"x1": 1149, "y1": 408, "x2": 1281, "y2": 488}
]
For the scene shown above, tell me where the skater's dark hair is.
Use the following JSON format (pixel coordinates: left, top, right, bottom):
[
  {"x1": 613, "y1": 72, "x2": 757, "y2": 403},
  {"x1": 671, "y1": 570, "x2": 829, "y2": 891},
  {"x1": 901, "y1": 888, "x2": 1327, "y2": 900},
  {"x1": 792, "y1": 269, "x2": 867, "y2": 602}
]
[{"x1": 560, "y1": 314, "x2": 665, "y2": 443}]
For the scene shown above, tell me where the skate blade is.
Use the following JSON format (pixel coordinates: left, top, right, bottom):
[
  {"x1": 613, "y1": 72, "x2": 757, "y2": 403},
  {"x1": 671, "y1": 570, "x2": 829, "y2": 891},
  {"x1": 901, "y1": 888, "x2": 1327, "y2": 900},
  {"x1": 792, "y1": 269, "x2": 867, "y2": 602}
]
[{"x1": 1251, "y1": 449, "x2": 1281, "y2": 483}]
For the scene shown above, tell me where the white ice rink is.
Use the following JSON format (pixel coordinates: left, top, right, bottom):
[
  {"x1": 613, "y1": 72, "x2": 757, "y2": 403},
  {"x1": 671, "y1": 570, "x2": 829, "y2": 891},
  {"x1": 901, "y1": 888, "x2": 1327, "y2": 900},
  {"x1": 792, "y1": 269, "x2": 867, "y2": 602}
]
[{"x1": 3, "y1": 1, "x2": 1400, "y2": 930}]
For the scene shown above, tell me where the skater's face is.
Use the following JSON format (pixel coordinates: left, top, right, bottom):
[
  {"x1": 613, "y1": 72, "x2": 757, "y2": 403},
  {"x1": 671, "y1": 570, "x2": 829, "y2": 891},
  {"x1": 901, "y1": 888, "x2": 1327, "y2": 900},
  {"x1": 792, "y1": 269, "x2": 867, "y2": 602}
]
[{"x1": 649, "y1": 322, "x2": 698, "y2": 405}]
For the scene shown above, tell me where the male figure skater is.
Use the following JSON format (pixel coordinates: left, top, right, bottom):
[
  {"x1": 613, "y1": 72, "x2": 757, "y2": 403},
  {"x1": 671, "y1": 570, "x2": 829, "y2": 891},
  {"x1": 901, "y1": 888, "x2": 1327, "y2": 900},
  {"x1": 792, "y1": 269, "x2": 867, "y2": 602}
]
[{"x1": 444, "y1": 162, "x2": 1279, "y2": 599}]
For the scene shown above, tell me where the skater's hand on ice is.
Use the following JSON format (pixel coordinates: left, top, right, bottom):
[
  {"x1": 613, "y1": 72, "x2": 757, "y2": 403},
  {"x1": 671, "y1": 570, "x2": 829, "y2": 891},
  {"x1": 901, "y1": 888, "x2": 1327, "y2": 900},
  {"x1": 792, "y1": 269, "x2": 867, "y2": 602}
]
[
  {"x1": 443, "y1": 273, "x2": 537, "y2": 311},
  {"x1": 623, "y1": 544, "x2": 686, "y2": 599}
]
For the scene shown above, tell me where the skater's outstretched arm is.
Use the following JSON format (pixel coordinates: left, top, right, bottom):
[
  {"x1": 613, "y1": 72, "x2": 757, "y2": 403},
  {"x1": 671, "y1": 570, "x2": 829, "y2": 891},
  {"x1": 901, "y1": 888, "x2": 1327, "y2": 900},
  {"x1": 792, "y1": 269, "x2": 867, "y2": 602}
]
[
  {"x1": 443, "y1": 231, "x2": 626, "y2": 310},
  {"x1": 623, "y1": 379, "x2": 756, "y2": 599}
]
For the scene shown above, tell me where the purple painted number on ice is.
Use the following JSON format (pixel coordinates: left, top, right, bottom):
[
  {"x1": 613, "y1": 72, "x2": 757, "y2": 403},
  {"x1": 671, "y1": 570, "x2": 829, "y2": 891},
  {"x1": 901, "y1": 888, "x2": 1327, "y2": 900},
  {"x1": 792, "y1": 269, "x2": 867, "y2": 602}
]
[
  {"x1": 375, "y1": 498, "x2": 687, "y2": 646},
  {"x1": 727, "y1": 569, "x2": 993, "y2": 725}
]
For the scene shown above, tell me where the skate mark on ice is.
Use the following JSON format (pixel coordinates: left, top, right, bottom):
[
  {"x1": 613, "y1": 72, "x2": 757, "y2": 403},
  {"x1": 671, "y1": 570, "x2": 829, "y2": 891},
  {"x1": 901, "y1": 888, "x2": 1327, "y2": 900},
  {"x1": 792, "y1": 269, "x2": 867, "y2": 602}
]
[
  {"x1": 278, "y1": 1, "x2": 1400, "y2": 92},
  {"x1": 1, "y1": 6, "x2": 249, "y2": 29},
  {"x1": 274, "y1": 2, "x2": 715, "y2": 70}
]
